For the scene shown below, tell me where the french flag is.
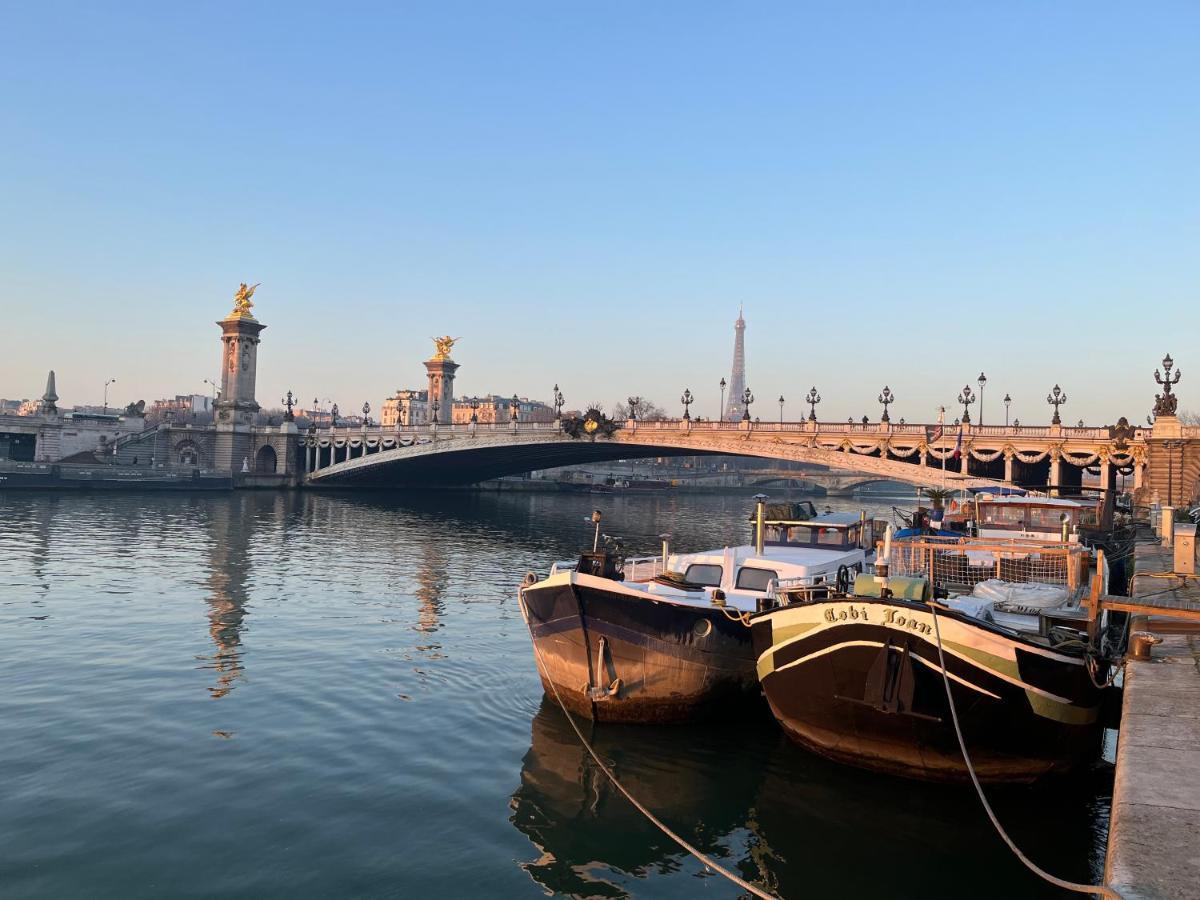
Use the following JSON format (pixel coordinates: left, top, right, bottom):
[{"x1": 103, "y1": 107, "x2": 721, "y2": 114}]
[{"x1": 952, "y1": 426, "x2": 963, "y2": 460}]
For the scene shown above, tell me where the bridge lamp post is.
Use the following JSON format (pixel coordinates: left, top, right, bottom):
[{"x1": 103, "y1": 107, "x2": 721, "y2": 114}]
[
  {"x1": 778, "y1": 395, "x2": 785, "y2": 424},
  {"x1": 719, "y1": 378, "x2": 727, "y2": 422},
  {"x1": 1003, "y1": 393, "x2": 1011, "y2": 427},
  {"x1": 281, "y1": 391, "x2": 296, "y2": 422},
  {"x1": 627, "y1": 396, "x2": 640, "y2": 421},
  {"x1": 741, "y1": 388, "x2": 755, "y2": 422},
  {"x1": 878, "y1": 386, "x2": 894, "y2": 424},
  {"x1": 362, "y1": 401, "x2": 371, "y2": 427},
  {"x1": 806, "y1": 387, "x2": 821, "y2": 422},
  {"x1": 510, "y1": 394, "x2": 521, "y2": 424},
  {"x1": 552, "y1": 384, "x2": 564, "y2": 422},
  {"x1": 977, "y1": 372, "x2": 987, "y2": 425},
  {"x1": 330, "y1": 403, "x2": 339, "y2": 428},
  {"x1": 1046, "y1": 384, "x2": 1067, "y2": 425},
  {"x1": 957, "y1": 385, "x2": 975, "y2": 424},
  {"x1": 103, "y1": 378, "x2": 117, "y2": 414},
  {"x1": 469, "y1": 398, "x2": 480, "y2": 423},
  {"x1": 680, "y1": 389, "x2": 693, "y2": 421}
]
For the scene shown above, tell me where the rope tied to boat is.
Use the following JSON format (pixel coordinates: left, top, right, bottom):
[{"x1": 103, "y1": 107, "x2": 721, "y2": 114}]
[
  {"x1": 524, "y1": 619, "x2": 777, "y2": 899},
  {"x1": 928, "y1": 604, "x2": 1123, "y2": 899}
]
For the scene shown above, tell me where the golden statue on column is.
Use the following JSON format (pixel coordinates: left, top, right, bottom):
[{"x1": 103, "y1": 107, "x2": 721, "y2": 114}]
[
  {"x1": 431, "y1": 335, "x2": 460, "y2": 360},
  {"x1": 230, "y1": 282, "x2": 261, "y2": 318}
]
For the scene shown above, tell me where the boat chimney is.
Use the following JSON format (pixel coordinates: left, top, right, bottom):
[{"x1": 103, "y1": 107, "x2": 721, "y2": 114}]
[
  {"x1": 875, "y1": 524, "x2": 893, "y2": 599},
  {"x1": 591, "y1": 509, "x2": 603, "y2": 552},
  {"x1": 753, "y1": 493, "x2": 768, "y2": 556},
  {"x1": 659, "y1": 532, "x2": 671, "y2": 570},
  {"x1": 1060, "y1": 512, "x2": 1070, "y2": 544}
]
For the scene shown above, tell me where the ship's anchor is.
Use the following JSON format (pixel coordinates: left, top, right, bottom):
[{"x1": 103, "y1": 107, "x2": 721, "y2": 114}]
[{"x1": 585, "y1": 635, "x2": 622, "y2": 701}]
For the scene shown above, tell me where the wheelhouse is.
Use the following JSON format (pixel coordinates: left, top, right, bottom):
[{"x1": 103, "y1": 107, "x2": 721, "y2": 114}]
[{"x1": 761, "y1": 511, "x2": 874, "y2": 552}]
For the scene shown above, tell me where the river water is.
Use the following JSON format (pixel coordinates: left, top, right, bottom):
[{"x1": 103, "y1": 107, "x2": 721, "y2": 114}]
[{"x1": 0, "y1": 490, "x2": 1112, "y2": 898}]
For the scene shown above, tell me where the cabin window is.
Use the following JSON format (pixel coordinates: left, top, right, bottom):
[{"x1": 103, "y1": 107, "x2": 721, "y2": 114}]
[
  {"x1": 735, "y1": 567, "x2": 779, "y2": 591},
  {"x1": 683, "y1": 563, "x2": 723, "y2": 586},
  {"x1": 815, "y1": 529, "x2": 847, "y2": 547},
  {"x1": 1030, "y1": 508, "x2": 1073, "y2": 529},
  {"x1": 984, "y1": 506, "x2": 1026, "y2": 527}
]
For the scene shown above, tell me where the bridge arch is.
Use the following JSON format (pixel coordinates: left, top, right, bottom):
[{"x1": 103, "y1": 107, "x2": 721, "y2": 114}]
[{"x1": 303, "y1": 426, "x2": 1012, "y2": 491}]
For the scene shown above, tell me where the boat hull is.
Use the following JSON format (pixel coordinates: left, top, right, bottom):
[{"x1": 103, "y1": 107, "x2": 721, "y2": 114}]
[
  {"x1": 519, "y1": 575, "x2": 759, "y2": 723},
  {"x1": 752, "y1": 599, "x2": 1106, "y2": 783}
]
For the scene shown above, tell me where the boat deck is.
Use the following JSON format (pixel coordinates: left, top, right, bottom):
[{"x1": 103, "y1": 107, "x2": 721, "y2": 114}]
[{"x1": 1104, "y1": 538, "x2": 1200, "y2": 899}]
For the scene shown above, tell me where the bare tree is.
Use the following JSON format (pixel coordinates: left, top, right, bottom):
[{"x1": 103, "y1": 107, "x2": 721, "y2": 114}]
[{"x1": 610, "y1": 398, "x2": 668, "y2": 421}]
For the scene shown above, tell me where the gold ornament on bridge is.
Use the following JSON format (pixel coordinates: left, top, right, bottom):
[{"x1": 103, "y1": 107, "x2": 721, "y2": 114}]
[
  {"x1": 230, "y1": 282, "x2": 261, "y2": 319},
  {"x1": 431, "y1": 335, "x2": 460, "y2": 360}
]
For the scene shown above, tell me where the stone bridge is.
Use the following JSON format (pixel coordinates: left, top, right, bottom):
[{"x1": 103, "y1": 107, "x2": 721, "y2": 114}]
[{"x1": 301, "y1": 417, "x2": 1184, "y2": 501}]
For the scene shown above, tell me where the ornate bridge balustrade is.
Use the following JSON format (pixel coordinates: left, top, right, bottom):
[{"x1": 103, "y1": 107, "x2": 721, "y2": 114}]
[{"x1": 300, "y1": 416, "x2": 1166, "y2": 497}]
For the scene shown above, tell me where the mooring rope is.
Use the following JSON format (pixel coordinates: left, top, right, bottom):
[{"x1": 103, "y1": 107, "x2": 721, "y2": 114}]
[
  {"x1": 928, "y1": 605, "x2": 1122, "y2": 899},
  {"x1": 523, "y1": 610, "x2": 776, "y2": 900}
]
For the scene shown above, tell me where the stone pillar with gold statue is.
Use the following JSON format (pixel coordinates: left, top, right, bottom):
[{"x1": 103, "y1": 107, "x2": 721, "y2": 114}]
[
  {"x1": 213, "y1": 283, "x2": 265, "y2": 473},
  {"x1": 424, "y1": 336, "x2": 460, "y2": 425}
]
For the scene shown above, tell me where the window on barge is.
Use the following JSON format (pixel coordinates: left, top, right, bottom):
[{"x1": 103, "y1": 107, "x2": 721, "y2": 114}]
[
  {"x1": 683, "y1": 563, "x2": 723, "y2": 587},
  {"x1": 735, "y1": 567, "x2": 779, "y2": 592}
]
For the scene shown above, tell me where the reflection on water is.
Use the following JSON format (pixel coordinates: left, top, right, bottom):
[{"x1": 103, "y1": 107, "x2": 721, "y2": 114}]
[
  {"x1": 0, "y1": 489, "x2": 1111, "y2": 899},
  {"x1": 201, "y1": 498, "x2": 250, "y2": 699}
]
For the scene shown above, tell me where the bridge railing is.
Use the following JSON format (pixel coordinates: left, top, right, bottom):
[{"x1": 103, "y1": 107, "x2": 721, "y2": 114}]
[{"x1": 306, "y1": 418, "x2": 1128, "y2": 442}]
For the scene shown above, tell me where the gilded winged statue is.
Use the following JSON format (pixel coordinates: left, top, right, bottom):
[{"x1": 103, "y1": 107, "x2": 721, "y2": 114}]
[
  {"x1": 232, "y1": 282, "x2": 261, "y2": 316},
  {"x1": 432, "y1": 335, "x2": 460, "y2": 360}
]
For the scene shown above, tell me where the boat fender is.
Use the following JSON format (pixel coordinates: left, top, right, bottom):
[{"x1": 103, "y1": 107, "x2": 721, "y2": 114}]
[{"x1": 835, "y1": 565, "x2": 852, "y2": 594}]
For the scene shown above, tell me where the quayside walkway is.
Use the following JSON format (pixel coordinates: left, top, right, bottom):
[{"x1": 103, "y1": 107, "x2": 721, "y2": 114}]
[{"x1": 1105, "y1": 539, "x2": 1200, "y2": 899}]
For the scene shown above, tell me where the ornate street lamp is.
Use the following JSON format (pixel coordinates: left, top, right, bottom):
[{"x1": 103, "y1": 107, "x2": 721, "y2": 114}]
[
  {"x1": 680, "y1": 388, "x2": 693, "y2": 420},
  {"x1": 362, "y1": 401, "x2": 371, "y2": 426},
  {"x1": 958, "y1": 384, "x2": 975, "y2": 424},
  {"x1": 1077, "y1": 419, "x2": 1085, "y2": 428},
  {"x1": 1003, "y1": 393, "x2": 1011, "y2": 427},
  {"x1": 627, "y1": 396, "x2": 641, "y2": 420},
  {"x1": 778, "y1": 394, "x2": 785, "y2": 424},
  {"x1": 741, "y1": 387, "x2": 754, "y2": 421},
  {"x1": 330, "y1": 403, "x2": 340, "y2": 427},
  {"x1": 469, "y1": 397, "x2": 480, "y2": 423},
  {"x1": 552, "y1": 384, "x2": 564, "y2": 420},
  {"x1": 1013, "y1": 417, "x2": 1020, "y2": 428},
  {"x1": 805, "y1": 386, "x2": 821, "y2": 422},
  {"x1": 719, "y1": 378, "x2": 727, "y2": 421},
  {"x1": 1047, "y1": 384, "x2": 1067, "y2": 425},
  {"x1": 430, "y1": 398, "x2": 439, "y2": 423},
  {"x1": 1154, "y1": 352, "x2": 1181, "y2": 416},
  {"x1": 281, "y1": 391, "x2": 296, "y2": 421},
  {"x1": 510, "y1": 394, "x2": 521, "y2": 423},
  {"x1": 878, "y1": 385, "x2": 894, "y2": 423},
  {"x1": 103, "y1": 378, "x2": 117, "y2": 414},
  {"x1": 977, "y1": 372, "x2": 987, "y2": 425}
]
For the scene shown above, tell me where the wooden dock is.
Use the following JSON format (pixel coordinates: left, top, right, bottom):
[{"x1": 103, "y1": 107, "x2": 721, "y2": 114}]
[{"x1": 1104, "y1": 540, "x2": 1200, "y2": 899}]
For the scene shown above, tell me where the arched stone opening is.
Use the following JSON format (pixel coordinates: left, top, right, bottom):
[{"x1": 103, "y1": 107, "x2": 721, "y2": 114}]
[
  {"x1": 255, "y1": 445, "x2": 278, "y2": 474},
  {"x1": 176, "y1": 440, "x2": 202, "y2": 468}
]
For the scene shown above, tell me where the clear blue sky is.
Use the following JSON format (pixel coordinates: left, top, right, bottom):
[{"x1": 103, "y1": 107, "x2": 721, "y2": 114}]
[{"x1": 2, "y1": 1, "x2": 1197, "y2": 423}]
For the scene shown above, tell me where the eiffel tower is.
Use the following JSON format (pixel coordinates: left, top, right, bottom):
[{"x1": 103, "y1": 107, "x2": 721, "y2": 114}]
[{"x1": 723, "y1": 306, "x2": 746, "y2": 422}]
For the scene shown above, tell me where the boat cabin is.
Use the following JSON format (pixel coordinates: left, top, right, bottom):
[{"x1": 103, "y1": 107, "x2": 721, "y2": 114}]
[{"x1": 975, "y1": 496, "x2": 1101, "y2": 543}]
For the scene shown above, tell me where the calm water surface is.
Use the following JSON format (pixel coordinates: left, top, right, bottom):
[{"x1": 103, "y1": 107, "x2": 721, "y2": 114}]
[{"x1": 0, "y1": 490, "x2": 1111, "y2": 898}]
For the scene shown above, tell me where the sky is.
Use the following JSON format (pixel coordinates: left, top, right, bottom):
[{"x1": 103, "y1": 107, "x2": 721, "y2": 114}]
[{"x1": 2, "y1": 1, "x2": 1197, "y2": 424}]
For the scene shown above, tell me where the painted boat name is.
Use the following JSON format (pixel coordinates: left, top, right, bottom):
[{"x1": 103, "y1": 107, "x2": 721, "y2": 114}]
[{"x1": 822, "y1": 605, "x2": 933, "y2": 635}]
